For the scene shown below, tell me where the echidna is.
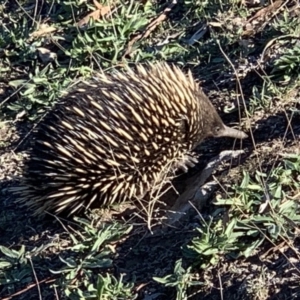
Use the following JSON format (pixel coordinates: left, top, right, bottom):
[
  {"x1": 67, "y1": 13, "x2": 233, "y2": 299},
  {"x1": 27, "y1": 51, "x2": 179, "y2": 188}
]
[{"x1": 14, "y1": 62, "x2": 247, "y2": 216}]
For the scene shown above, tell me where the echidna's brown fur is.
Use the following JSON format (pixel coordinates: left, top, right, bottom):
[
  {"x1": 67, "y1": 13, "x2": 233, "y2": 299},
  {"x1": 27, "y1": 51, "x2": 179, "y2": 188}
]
[{"x1": 14, "y1": 62, "x2": 247, "y2": 216}]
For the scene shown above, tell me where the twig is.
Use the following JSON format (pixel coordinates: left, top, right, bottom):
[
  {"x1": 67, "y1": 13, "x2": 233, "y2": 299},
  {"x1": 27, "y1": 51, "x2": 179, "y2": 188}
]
[
  {"x1": 28, "y1": 256, "x2": 42, "y2": 300},
  {"x1": 122, "y1": 0, "x2": 177, "y2": 58},
  {"x1": 2, "y1": 278, "x2": 55, "y2": 300}
]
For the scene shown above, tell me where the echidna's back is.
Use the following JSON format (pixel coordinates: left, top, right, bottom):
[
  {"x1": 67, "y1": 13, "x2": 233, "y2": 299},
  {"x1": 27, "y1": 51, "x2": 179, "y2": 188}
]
[{"x1": 18, "y1": 63, "x2": 206, "y2": 216}]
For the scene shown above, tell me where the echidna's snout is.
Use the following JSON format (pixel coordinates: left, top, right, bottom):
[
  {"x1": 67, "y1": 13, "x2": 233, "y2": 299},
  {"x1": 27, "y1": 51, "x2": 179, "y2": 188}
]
[{"x1": 217, "y1": 125, "x2": 248, "y2": 139}]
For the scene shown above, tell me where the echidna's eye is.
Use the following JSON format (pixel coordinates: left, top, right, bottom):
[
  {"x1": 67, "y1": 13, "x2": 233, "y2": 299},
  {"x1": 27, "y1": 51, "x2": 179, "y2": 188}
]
[{"x1": 213, "y1": 126, "x2": 221, "y2": 137}]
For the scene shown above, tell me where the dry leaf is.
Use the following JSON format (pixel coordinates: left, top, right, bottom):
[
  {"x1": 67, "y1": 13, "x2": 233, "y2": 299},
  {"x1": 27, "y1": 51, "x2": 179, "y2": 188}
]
[
  {"x1": 30, "y1": 24, "x2": 56, "y2": 39},
  {"x1": 248, "y1": 0, "x2": 283, "y2": 22},
  {"x1": 93, "y1": 0, "x2": 103, "y2": 10},
  {"x1": 208, "y1": 21, "x2": 223, "y2": 27},
  {"x1": 37, "y1": 47, "x2": 57, "y2": 63},
  {"x1": 122, "y1": 0, "x2": 177, "y2": 58},
  {"x1": 77, "y1": 1, "x2": 111, "y2": 27},
  {"x1": 243, "y1": 0, "x2": 284, "y2": 36}
]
